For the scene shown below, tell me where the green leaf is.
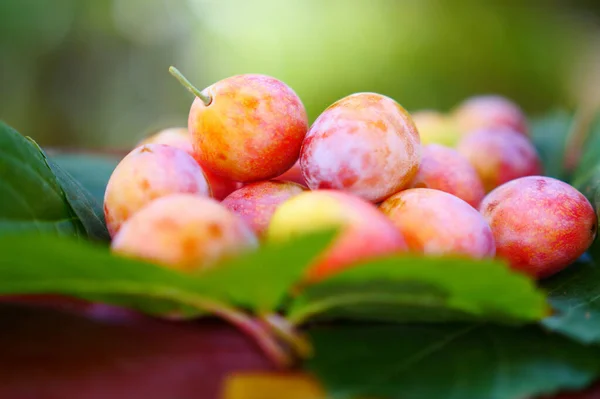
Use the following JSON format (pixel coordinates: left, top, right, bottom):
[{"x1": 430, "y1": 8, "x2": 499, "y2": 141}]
[
  {"x1": 0, "y1": 121, "x2": 83, "y2": 236},
  {"x1": 47, "y1": 152, "x2": 119, "y2": 206},
  {"x1": 44, "y1": 156, "x2": 111, "y2": 242},
  {"x1": 529, "y1": 109, "x2": 574, "y2": 181},
  {"x1": 189, "y1": 229, "x2": 337, "y2": 313},
  {"x1": 538, "y1": 111, "x2": 600, "y2": 344},
  {"x1": 570, "y1": 113, "x2": 600, "y2": 262},
  {"x1": 541, "y1": 257, "x2": 600, "y2": 344},
  {"x1": 572, "y1": 113, "x2": 600, "y2": 183},
  {"x1": 286, "y1": 255, "x2": 548, "y2": 326},
  {"x1": 0, "y1": 229, "x2": 335, "y2": 316},
  {"x1": 306, "y1": 323, "x2": 600, "y2": 399}
]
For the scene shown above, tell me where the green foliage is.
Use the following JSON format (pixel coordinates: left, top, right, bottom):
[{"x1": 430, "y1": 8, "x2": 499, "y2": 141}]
[
  {"x1": 48, "y1": 153, "x2": 119, "y2": 206},
  {"x1": 0, "y1": 230, "x2": 334, "y2": 317},
  {"x1": 306, "y1": 323, "x2": 600, "y2": 399},
  {"x1": 540, "y1": 115, "x2": 600, "y2": 342},
  {"x1": 534, "y1": 115, "x2": 600, "y2": 348},
  {"x1": 286, "y1": 255, "x2": 547, "y2": 326},
  {"x1": 542, "y1": 258, "x2": 600, "y2": 344},
  {"x1": 170, "y1": 229, "x2": 337, "y2": 313},
  {"x1": 45, "y1": 154, "x2": 111, "y2": 242},
  {"x1": 572, "y1": 114, "x2": 600, "y2": 183},
  {"x1": 529, "y1": 109, "x2": 574, "y2": 181},
  {"x1": 0, "y1": 121, "x2": 83, "y2": 236}
]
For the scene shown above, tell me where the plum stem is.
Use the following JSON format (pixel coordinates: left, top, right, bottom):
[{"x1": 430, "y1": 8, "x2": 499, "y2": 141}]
[
  {"x1": 169, "y1": 66, "x2": 212, "y2": 106},
  {"x1": 260, "y1": 313, "x2": 313, "y2": 359}
]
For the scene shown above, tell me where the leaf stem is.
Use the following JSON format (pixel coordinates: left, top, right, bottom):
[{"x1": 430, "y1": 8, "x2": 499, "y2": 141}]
[
  {"x1": 1, "y1": 283, "x2": 293, "y2": 368},
  {"x1": 260, "y1": 313, "x2": 313, "y2": 359},
  {"x1": 169, "y1": 66, "x2": 212, "y2": 106},
  {"x1": 189, "y1": 298, "x2": 292, "y2": 368}
]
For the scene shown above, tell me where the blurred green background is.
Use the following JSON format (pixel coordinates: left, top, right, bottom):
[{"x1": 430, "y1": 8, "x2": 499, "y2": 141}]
[{"x1": 1, "y1": 0, "x2": 600, "y2": 150}]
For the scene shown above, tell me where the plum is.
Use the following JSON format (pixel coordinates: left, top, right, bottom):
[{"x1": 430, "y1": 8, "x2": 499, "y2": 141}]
[
  {"x1": 380, "y1": 188, "x2": 496, "y2": 259},
  {"x1": 104, "y1": 144, "x2": 211, "y2": 237},
  {"x1": 300, "y1": 92, "x2": 421, "y2": 203},
  {"x1": 409, "y1": 144, "x2": 485, "y2": 208},
  {"x1": 411, "y1": 110, "x2": 462, "y2": 147},
  {"x1": 480, "y1": 176, "x2": 597, "y2": 279},
  {"x1": 170, "y1": 67, "x2": 309, "y2": 182},
  {"x1": 137, "y1": 127, "x2": 240, "y2": 200},
  {"x1": 111, "y1": 194, "x2": 258, "y2": 272},
  {"x1": 456, "y1": 127, "x2": 543, "y2": 192},
  {"x1": 266, "y1": 190, "x2": 408, "y2": 282},
  {"x1": 221, "y1": 180, "x2": 306, "y2": 238},
  {"x1": 137, "y1": 127, "x2": 193, "y2": 152},
  {"x1": 452, "y1": 94, "x2": 528, "y2": 135},
  {"x1": 274, "y1": 161, "x2": 307, "y2": 187}
]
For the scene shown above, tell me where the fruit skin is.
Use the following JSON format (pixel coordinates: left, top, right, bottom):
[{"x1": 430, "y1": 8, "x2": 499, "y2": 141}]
[
  {"x1": 104, "y1": 144, "x2": 211, "y2": 237},
  {"x1": 380, "y1": 188, "x2": 496, "y2": 259},
  {"x1": 137, "y1": 127, "x2": 240, "y2": 200},
  {"x1": 221, "y1": 180, "x2": 306, "y2": 238},
  {"x1": 266, "y1": 190, "x2": 409, "y2": 283},
  {"x1": 409, "y1": 144, "x2": 486, "y2": 208},
  {"x1": 452, "y1": 94, "x2": 528, "y2": 135},
  {"x1": 188, "y1": 74, "x2": 309, "y2": 183},
  {"x1": 300, "y1": 92, "x2": 421, "y2": 203},
  {"x1": 111, "y1": 194, "x2": 258, "y2": 272},
  {"x1": 411, "y1": 110, "x2": 462, "y2": 147},
  {"x1": 480, "y1": 176, "x2": 597, "y2": 279},
  {"x1": 456, "y1": 127, "x2": 543, "y2": 193},
  {"x1": 137, "y1": 127, "x2": 194, "y2": 152},
  {"x1": 274, "y1": 161, "x2": 307, "y2": 187}
]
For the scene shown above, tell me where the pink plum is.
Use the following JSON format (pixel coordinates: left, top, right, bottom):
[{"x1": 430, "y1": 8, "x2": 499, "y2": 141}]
[
  {"x1": 266, "y1": 190, "x2": 409, "y2": 283},
  {"x1": 179, "y1": 72, "x2": 309, "y2": 182},
  {"x1": 380, "y1": 188, "x2": 496, "y2": 259},
  {"x1": 452, "y1": 94, "x2": 528, "y2": 135},
  {"x1": 409, "y1": 144, "x2": 485, "y2": 208},
  {"x1": 137, "y1": 127, "x2": 194, "y2": 152},
  {"x1": 480, "y1": 176, "x2": 597, "y2": 279},
  {"x1": 137, "y1": 127, "x2": 240, "y2": 200},
  {"x1": 274, "y1": 161, "x2": 307, "y2": 187},
  {"x1": 221, "y1": 180, "x2": 306, "y2": 238},
  {"x1": 299, "y1": 92, "x2": 421, "y2": 203},
  {"x1": 456, "y1": 127, "x2": 543, "y2": 192},
  {"x1": 104, "y1": 144, "x2": 211, "y2": 237},
  {"x1": 111, "y1": 194, "x2": 258, "y2": 272}
]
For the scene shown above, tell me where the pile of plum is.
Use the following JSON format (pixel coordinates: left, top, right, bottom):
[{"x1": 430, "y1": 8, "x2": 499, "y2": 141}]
[{"x1": 104, "y1": 68, "x2": 597, "y2": 282}]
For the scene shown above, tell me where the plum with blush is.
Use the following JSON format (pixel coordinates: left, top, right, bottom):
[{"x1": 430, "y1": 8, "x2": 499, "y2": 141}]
[
  {"x1": 222, "y1": 180, "x2": 306, "y2": 238},
  {"x1": 170, "y1": 67, "x2": 309, "y2": 182},
  {"x1": 409, "y1": 144, "x2": 485, "y2": 208},
  {"x1": 452, "y1": 94, "x2": 529, "y2": 135},
  {"x1": 104, "y1": 144, "x2": 211, "y2": 237},
  {"x1": 137, "y1": 127, "x2": 240, "y2": 200},
  {"x1": 456, "y1": 127, "x2": 542, "y2": 192},
  {"x1": 266, "y1": 190, "x2": 409, "y2": 283},
  {"x1": 300, "y1": 92, "x2": 421, "y2": 203},
  {"x1": 380, "y1": 188, "x2": 496, "y2": 259},
  {"x1": 480, "y1": 176, "x2": 597, "y2": 279},
  {"x1": 111, "y1": 194, "x2": 258, "y2": 272}
]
